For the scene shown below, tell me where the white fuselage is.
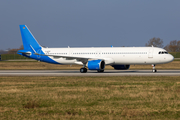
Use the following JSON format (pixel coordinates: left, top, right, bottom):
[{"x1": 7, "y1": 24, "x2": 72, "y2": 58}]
[{"x1": 41, "y1": 47, "x2": 174, "y2": 65}]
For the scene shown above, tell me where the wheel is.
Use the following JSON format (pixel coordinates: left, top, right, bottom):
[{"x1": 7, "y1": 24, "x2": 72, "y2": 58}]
[
  {"x1": 80, "y1": 68, "x2": 87, "y2": 73},
  {"x1": 152, "y1": 69, "x2": 157, "y2": 73},
  {"x1": 84, "y1": 68, "x2": 87, "y2": 72},
  {"x1": 97, "y1": 70, "x2": 104, "y2": 73}
]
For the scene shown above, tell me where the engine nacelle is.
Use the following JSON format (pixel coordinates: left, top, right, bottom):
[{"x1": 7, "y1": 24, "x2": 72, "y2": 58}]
[
  {"x1": 87, "y1": 60, "x2": 105, "y2": 70},
  {"x1": 111, "y1": 65, "x2": 130, "y2": 70}
]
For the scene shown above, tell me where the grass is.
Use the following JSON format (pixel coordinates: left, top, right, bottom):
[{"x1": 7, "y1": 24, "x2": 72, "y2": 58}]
[
  {"x1": 0, "y1": 76, "x2": 180, "y2": 119},
  {"x1": 0, "y1": 61, "x2": 180, "y2": 70}
]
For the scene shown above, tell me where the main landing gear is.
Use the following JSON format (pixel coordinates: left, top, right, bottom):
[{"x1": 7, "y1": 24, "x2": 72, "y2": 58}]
[
  {"x1": 80, "y1": 68, "x2": 87, "y2": 73},
  {"x1": 80, "y1": 63, "x2": 87, "y2": 73},
  {"x1": 152, "y1": 64, "x2": 157, "y2": 73}
]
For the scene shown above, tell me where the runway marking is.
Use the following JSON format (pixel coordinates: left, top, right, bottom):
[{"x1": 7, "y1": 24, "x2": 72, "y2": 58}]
[{"x1": 0, "y1": 70, "x2": 179, "y2": 76}]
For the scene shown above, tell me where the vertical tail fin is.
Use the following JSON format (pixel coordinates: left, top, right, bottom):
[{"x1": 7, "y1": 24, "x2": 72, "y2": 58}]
[{"x1": 19, "y1": 25, "x2": 41, "y2": 52}]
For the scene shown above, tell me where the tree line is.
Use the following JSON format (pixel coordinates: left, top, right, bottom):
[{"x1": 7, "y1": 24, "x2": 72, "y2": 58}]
[
  {"x1": 145, "y1": 37, "x2": 180, "y2": 52},
  {"x1": 0, "y1": 38, "x2": 180, "y2": 54},
  {"x1": 0, "y1": 45, "x2": 23, "y2": 54}
]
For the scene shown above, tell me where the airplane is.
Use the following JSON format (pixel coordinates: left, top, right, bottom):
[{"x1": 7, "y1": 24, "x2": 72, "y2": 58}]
[{"x1": 17, "y1": 25, "x2": 174, "y2": 73}]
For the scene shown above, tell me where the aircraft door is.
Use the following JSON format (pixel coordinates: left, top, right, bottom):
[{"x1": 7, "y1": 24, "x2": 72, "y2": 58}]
[
  {"x1": 69, "y1": 51, "x2": 73, "y2": 56},
  {"x1": 148, "y1": 48, "x2": 154, "y2": 58}
]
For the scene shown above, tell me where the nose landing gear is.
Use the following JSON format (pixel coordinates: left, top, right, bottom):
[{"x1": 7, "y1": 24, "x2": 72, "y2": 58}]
[{"x1": 152, "y1": 64, "x2": 157, "y2": 73}]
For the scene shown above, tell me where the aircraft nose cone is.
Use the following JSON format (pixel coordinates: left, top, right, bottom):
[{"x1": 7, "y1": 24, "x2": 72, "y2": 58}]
[{"x1": 168, "y1": 54, "x2": 174, "y2": 62}]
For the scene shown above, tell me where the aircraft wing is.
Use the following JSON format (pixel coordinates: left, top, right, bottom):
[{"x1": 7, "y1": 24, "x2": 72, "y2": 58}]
[{"x1": 34, "y1": 53, "x2": 114, "y2": 65}]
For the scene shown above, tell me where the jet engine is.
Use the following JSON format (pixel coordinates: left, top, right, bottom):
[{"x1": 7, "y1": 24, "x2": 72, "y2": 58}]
[
  {"x1": 87, "y1": 60, "x2": 105, "y2": 70},
  {"x1": 111, "y1": 65, "x2": 130, "y2": 70}
]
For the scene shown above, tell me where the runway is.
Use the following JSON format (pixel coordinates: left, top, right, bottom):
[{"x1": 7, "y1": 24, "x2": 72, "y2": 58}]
[{"x1": 0, "y1": 70, "x2": 179, "y2": 76}]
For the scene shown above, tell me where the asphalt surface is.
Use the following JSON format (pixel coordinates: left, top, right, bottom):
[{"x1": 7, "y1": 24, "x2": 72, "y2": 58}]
[{"x1": 0, "y1": 70, "x2": 179, "y2": 76}]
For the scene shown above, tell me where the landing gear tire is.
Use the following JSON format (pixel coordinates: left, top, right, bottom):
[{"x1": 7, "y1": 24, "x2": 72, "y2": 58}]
[
  {"x1": 80, "y1": 68, "x2": 87, "y2": 73},
  {"x1": 152, "y1": 69, "x2": 157, "y2": 73},
  {"x1": 97, "y1": 70, "x2": 104, "y2": 73}
]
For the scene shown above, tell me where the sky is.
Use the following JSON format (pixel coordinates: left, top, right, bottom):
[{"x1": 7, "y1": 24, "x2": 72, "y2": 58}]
[{"x1": 0, "y1": 0, "x2": 180, "y2": 50}]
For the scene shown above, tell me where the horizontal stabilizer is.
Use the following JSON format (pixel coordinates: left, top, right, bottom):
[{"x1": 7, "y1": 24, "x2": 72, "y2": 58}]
[{"x1": 17, "y1": 50, "x2": 32, "y2": 56}]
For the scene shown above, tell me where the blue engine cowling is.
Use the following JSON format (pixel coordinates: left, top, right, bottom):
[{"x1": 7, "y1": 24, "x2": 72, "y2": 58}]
[
  {"x1": 87, "y1": 60, "x2": 105, "y2": 70},
  {"x1": 111, "y1": 65, "x2": 130, "y2": 70}
]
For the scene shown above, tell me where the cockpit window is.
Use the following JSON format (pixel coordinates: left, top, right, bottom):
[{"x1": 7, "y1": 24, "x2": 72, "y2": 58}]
[{"x1": 158, "y1": 51, "x2": 168, "y2": 54}]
